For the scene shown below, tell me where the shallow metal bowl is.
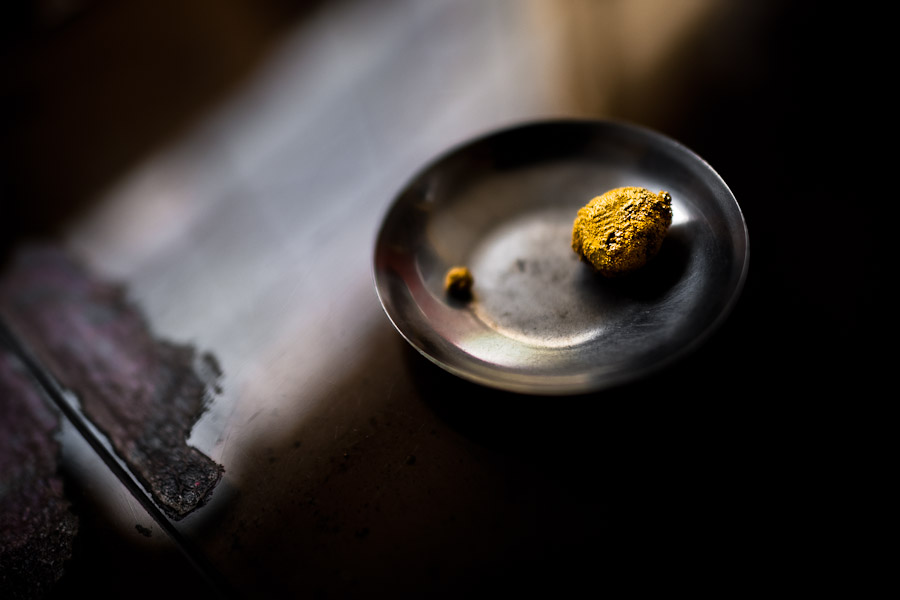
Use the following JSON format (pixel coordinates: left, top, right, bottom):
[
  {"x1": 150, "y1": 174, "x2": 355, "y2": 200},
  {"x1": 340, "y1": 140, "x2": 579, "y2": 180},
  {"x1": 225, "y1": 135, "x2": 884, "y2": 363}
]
[{"x1": 373, "y1": 119, "x2": 749, "y2": 395}]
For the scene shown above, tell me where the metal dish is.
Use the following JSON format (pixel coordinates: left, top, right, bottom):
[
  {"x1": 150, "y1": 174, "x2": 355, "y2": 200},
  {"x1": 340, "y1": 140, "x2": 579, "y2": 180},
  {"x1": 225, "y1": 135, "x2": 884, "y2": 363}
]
[{"x1": 373, "y1": 119, "x2": 748, "y2": 395}]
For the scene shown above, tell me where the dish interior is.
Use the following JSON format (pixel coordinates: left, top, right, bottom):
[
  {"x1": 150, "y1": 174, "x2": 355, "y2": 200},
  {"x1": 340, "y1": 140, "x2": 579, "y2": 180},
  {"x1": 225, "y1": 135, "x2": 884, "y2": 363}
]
[{"x1": 374, "y1": 120, "x2": 747, "y2": 394}]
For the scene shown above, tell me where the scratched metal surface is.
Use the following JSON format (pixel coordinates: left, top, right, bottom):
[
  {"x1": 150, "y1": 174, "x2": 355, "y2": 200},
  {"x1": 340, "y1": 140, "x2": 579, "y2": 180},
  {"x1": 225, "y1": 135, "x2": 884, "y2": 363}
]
[{"x1": 3, "y1": 0, "x2": 876, "y2": 596}]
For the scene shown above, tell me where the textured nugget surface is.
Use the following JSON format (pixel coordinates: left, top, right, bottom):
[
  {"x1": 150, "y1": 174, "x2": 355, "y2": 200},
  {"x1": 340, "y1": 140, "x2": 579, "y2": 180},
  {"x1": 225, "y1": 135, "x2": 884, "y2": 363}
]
[{"x1": 571, "y1": 187, "x2": 673, "y2": 277}]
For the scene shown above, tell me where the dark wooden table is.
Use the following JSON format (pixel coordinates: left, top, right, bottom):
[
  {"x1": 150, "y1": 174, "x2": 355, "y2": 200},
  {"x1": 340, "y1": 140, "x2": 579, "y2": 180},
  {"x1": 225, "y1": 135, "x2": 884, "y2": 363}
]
[{"x1": 1, "y1": 1, "x2": 882, "y2": 597}]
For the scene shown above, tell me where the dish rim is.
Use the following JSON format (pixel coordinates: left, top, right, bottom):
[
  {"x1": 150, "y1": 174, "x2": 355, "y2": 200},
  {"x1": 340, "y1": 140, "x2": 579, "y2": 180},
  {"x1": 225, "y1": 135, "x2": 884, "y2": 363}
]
[{"x1": 372, "y1": 117, "x2": 750, "y2": 395}]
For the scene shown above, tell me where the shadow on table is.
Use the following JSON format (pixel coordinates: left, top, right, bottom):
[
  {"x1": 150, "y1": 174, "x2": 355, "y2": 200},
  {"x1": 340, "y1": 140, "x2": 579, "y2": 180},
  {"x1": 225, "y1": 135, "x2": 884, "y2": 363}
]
[
  {"x1": 187, "y1": 287, "x2": 780, "y2": 597},
  {"x1": 0, "y1": 0, "x2": 329, "y2": 258}
]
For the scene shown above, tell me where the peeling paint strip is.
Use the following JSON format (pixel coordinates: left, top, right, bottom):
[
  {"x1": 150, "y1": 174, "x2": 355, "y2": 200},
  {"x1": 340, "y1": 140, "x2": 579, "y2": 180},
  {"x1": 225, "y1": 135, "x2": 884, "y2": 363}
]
[{"x1": 0, "y1": 244, "x2": 224, "y2": 521}]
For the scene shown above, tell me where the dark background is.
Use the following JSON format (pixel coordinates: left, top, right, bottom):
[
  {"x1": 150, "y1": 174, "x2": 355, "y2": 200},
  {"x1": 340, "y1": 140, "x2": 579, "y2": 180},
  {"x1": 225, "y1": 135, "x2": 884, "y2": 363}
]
[{"x1": 1, "y1": 0, "x2": 885, "y2": 596}]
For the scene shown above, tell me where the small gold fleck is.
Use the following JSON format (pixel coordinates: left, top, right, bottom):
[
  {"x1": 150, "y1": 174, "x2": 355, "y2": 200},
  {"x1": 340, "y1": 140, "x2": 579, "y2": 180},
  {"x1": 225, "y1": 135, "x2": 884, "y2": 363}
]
[{"x1": 444, "y1": 266, "x2": 474, "y2": 299}]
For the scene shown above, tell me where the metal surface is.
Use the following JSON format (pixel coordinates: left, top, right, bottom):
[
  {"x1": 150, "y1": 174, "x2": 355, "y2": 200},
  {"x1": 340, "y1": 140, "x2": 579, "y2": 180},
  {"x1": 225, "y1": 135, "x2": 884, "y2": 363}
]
[{"x1": 375, "y1": 119, "x2": 748, "y2": 394}]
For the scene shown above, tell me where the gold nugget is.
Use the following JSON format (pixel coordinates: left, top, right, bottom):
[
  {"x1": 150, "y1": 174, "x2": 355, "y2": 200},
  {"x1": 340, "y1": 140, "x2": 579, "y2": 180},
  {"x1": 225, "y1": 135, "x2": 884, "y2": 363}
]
[
  {"x1": 444, "y1": 266, "x2": 474, "y2": 299},
  {"x1": 572, "y1": 187, "x2": 673, "y2": 277}
]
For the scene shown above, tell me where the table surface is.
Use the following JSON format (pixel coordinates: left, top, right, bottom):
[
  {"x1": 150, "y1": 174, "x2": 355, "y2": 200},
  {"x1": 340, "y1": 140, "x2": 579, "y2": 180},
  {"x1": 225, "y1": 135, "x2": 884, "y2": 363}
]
[{"x1": 0, "y1": 0, "x2": 882, "y2": 597}]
